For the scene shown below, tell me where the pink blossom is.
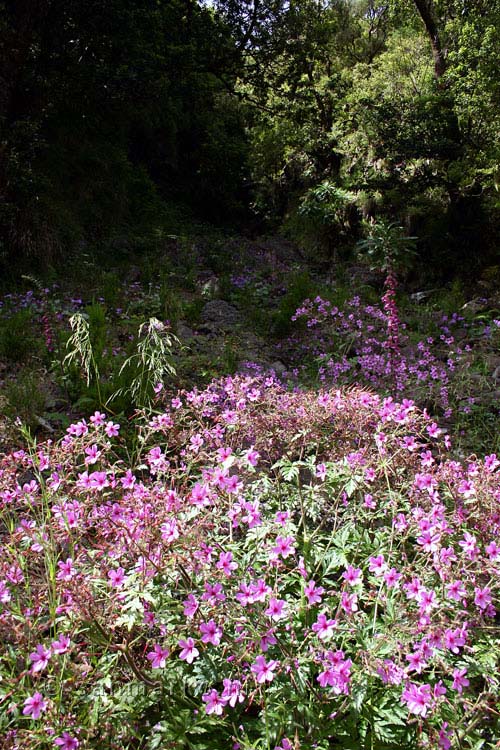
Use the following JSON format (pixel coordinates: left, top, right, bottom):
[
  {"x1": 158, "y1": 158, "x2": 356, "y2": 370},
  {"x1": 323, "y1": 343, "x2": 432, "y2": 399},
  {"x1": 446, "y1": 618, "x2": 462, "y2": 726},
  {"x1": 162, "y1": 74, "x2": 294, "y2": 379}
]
[
  {"x1": 56, "y1": 558, "x2": 75, "y2": 582},
  {"x1": 452, "y1": 667, "x2": 470, "y2": 693},
  {"x1": 485, "y1": 541, "x2": 500, "y2": 561},
  {"x1": 84, "y1": 444, "x2": 101, "y2": 465},
  {"x1": 384, "y1": 567, "x2": 402, "y2": 587},
  {"x1": 54, "y1": 732, "x2": 79, "y2": 750},
  {"x1": 342, "y1": 565, "x2": 362, "y2": 585},
  {"x1": 202, "y1": 688, "x2": 227, "y2": 715},
  {"x1": 340, "y1": 591, "x2": 358, "y2": 614},
  {"x1": 90, "y1": 411, "x2": 106, "y2": 426},
  {"x1": 108, "y1": 567, "x2": 126, "y2": 587},
  {"x1": 183, "y1": 594, "x2": 199, "y2": 618},
  {"x1": 315, "y1": 463, "x2": 327, "y2": 480},
  {"x1": 23, "y1": 692, "x2": 48, "y2": 719},
  {"x1": 221, "y1": 678, "x2": 244, "y2": 707},
  {"x1": 443, "y1": 627, "x2": 466, "y2": 654},
  {"x1": 265, "y1": 597, "x2": 288, "y2": 620},
  {"x1": 249, "y1": 578, "x2": 272, "y2": 602},
  {"x1": 368, "y1": 555, "x2": 387, "y2": 576},
  {"x1": 51, "y1": 634, "x2": 71, "y2": 654},
  {"x1": 474, "y1": 586, "x2": 492, "y2": 610},
  {"x1": 446, "y1": 579, "x2": 466, "y2": 602},
  {"x1": 304, "y1": 579, "x2": 325, "y2": 605},
  {"x1": 251, "y1": 655, "x2": 278, "y2": 683},
  {"x1": 438, "y1": 723, "x2": 452, "y2": 750},
  {"x1": 216, "y1": 551, "x2": 238, "y2": 576},
  {"x1": 271, "y1": 535, "x2": 296, "y2": 559},
  {"x1": 245, "y1": 447, "x2": 260, "y2": 467},
  {"x1": 312, "y1": 613, "x2": 337, "y2": 640},
  {"x1": 178, "y1": 637, "x2": 199, "y2": 663},
  {"x1": 105, "y1": 421, "x2": 120, "y2": 437},
  {"x1": 147, "y1": 644, "x2": 170, "y2": 668},
  {"x1": 160, "y1": 519, "x2": 179, "y2": 544},
  {"x1": 29, "y1": 644, "x2": 51, "y2": 673},
  {"x1": 199, "y1": 620, "x2": 223, "y2": 646},
  {"x1": 401, "y1": 682, "x2": 433, "y2": 717}
]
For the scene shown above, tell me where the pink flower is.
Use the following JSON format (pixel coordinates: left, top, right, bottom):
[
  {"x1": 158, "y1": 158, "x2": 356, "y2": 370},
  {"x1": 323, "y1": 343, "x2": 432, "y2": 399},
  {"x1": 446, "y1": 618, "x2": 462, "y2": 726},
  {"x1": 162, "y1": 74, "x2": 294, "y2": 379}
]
[
  {"x1": 147, "y1": 644, "x2": 170, "y2": 668},
  {"x1": 443, "y1": 627, "x2": 466, "y2": 654},
  {"x1": 178, "y1": 638, "x2": 199, "y2": 664},
  {"x1": 251, "y1": 655, "x2": 278, "y2": 683},
  {"x1": 405, "y1": 650, "x2": 427, "y2": 673},
  {"x1": 160, "y1": 519, "x2": 179, "y2": 544},
  {"x1": 56, "y1": 558, "x2": 75, "y2": 581},
  {"x1": 108, "y1": 567, "x2": 125, "y2": 587},
  {"x1": 315, "y1": 463, "x2": 327, "y2": 480},
  {"x1": 452, "y1": 667, "x2": 469, "y2": 693},
  {"x1": 446, "y1": 579, "x2": 466, "y2": 602},
  {"x1": 459, "y1": 532, "x2": 479, "y2": 559},
  {"x1": 23, "y1": 692, "x2": 48, "y2": 719},
  {"x1": 199, "y1": 620, "x2": 223, "y2": 646},
  {"x1": 245, "y1": 447, "x2": 260, "y2": 467},
  {"x1": 312, "y1": 613, "x2": 337, "y2": 640},
  {"x1": 202, "y1": 688, "x2": 227, "y2": 715},
  {"x1": 183, "y1": 594, "x2": 199, "y2": 618},
  {"x1": 401, "y1": 682, "x2": 432, "y2": 717},
  {"x1": 90, "y1": 411, "x2": 106, "y2": 426},
  {"x1": 221, "y1": 678, "x2": 244, "y2": 707},
  {"x1": 265, "y1": 597, "x2": 288, "y2": 620},
  {"x1": 51, "y1": 634, "x2": 71, "y2": 655},
  {"x1": 121, "y1": 469, "x2": 136, "y2": 489},
  {"x1": 384, "y1": 567, "x2": 402, "y2": 588},
  {"x1": 249, "y1": 578, "x2": 272, "y2": 602},
  {"x1": 368, "y1": 555, "x2": 387, "y2": 576},
  {"x1": 474, "y1": 586, "x2": 492, "y2": 611},
  {"x1": 54, "y1": 732, "x2": 79, "y2": 750},
  {"x1": 271, "y1": 535, "x2": 296, "y2": 559},
  {"x1": 342, "y1": 565, "x2": 362, "y2": 586},
  {"x1": 340, "y1": 591, "x2": 358, "y2": 614},
  {"x1": 485, "y1": 541, "x2": 500, "y2": 561},
  {"x1": 427, "y1": 422, "x2": 441, "y2": 438},
  {"x1": 438, "y1": 723, "x2": 452, "y2": 750},
  {"x1": 29, "y1": 644, "x2": 51, "y2": 673},
  {"x1": 105, "y1": 421, "x2": 120, "y2": 437},
  {"x1": 216, "y1": 551, "x2": 238, "y2": 576},
  {"x1": 84, "y1": 444, "x2": 101, "y2": 465},
  {"x1": 304, "y1": 579, "x2": 325, "y2": 605}
]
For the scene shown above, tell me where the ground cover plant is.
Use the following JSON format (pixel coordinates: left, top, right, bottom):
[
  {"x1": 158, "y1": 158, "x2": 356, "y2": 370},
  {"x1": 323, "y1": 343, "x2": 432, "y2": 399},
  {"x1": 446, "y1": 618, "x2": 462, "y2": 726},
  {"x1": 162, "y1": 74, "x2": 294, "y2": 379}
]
[{"x1": 1, "y1": 374, "x2": 499, "y2": 749}]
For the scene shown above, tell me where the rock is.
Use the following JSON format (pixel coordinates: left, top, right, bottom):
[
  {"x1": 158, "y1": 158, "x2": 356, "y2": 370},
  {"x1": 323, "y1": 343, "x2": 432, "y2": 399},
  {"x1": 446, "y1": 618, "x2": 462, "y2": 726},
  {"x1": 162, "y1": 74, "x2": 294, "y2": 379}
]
[
  {"x1": 461, "y1": 298, "x2": 489, "y2": 315},
  {"x1": 177, "y1": 323, "x2": 195, "y2": 342},
  {"x1": 270, "y1": 360, "x2": 287, "y2": 375},
  {"x1": 201, "y1": 300, "x2": 241, "y2": 329}
]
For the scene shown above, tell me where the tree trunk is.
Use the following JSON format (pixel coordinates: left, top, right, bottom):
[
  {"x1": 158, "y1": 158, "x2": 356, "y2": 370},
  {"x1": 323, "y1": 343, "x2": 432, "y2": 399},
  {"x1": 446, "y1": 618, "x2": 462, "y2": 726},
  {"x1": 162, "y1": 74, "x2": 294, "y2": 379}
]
[{"x1": 412, "y1": 0, "x2": 446, "y2": 80}]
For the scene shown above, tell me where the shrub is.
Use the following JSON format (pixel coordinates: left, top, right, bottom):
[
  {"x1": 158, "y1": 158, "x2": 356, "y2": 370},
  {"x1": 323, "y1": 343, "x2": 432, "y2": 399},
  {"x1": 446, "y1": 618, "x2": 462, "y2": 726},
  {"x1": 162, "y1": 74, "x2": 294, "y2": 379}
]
[{"x1": 0, "y1": 376, "x2": 499, "y2": 749}]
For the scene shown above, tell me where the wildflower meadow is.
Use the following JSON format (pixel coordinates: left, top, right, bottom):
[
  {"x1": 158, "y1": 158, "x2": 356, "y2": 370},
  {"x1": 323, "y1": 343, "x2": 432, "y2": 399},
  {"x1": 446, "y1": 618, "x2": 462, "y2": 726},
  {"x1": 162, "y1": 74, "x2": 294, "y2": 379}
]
[{"x1": 1, "y1": 365, "x2": 499, "y2": 748}]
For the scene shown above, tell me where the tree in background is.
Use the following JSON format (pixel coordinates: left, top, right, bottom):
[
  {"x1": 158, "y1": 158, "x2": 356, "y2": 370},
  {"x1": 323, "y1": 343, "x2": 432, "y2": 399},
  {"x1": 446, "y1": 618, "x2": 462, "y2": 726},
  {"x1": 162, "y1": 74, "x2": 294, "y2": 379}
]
[{"x1": 0, "y1": 0, "x2": 249, "y2": 267}]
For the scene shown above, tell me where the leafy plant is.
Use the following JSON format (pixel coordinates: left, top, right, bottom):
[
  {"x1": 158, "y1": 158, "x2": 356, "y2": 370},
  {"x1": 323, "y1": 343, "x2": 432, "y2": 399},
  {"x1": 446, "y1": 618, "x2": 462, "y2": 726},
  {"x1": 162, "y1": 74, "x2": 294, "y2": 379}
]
[{"x1": 1, "y1": 376, "x2": 499, "y2": 749}]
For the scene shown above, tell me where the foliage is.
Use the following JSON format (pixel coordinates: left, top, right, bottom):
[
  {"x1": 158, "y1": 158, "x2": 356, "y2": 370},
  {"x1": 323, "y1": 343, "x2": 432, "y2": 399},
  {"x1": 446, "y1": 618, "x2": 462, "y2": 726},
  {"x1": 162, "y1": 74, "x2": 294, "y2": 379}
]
[{"x1": 1, "y1": 377, "x2": 500, "y2": 748}]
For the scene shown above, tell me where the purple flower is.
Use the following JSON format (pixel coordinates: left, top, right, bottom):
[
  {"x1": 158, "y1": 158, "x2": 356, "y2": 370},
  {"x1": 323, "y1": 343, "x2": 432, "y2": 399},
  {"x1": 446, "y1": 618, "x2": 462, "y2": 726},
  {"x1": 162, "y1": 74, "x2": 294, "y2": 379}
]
[
  {"x1": 199, "y1": 620, "x2": 223, "y2": 646},
  {"x1": 251, "y1": 655, "x2": 278, "y2": 683},
  {"x1": 23, "y1": 692, "x2": 48, "y2": 719},
  {"x1": 452, "y1": 667, "x2": 469, "y2": 693},
  {"x1": 29, "y1": 644, "x2": 51, "y2": 673},
  {"x1": 147, "y1": 644, "x2": 170, "y2": 668},
  {"x1": 178, "y1": 638, "x2": 199, "y2": 664},
  {"x1": 401, "y1": 682, "x2": 433, "y2": 717},
  {"x1": 202, "y1": 689, "x2": 227, "y2": 715},
  {"x1": 54, "y1": 732, "x2": 79, "y2": 749},
  {"x1": 304, "y1": 580, "x2": 325, "y2": 605}
]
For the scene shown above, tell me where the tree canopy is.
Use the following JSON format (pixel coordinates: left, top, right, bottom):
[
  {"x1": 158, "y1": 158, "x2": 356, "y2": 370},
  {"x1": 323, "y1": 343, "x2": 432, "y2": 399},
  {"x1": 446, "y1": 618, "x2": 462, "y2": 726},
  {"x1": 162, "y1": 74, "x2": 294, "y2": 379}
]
[{"x1": 1, "y1": 0, "x2": 498, "y2": 277}]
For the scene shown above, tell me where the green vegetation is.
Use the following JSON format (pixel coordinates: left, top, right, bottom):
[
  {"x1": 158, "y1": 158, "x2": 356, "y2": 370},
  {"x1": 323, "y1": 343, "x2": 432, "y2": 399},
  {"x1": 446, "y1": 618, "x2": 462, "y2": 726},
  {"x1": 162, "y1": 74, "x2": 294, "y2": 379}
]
[{"x1": 0, "y1": 4, "x2": 499, "y2": 747}]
